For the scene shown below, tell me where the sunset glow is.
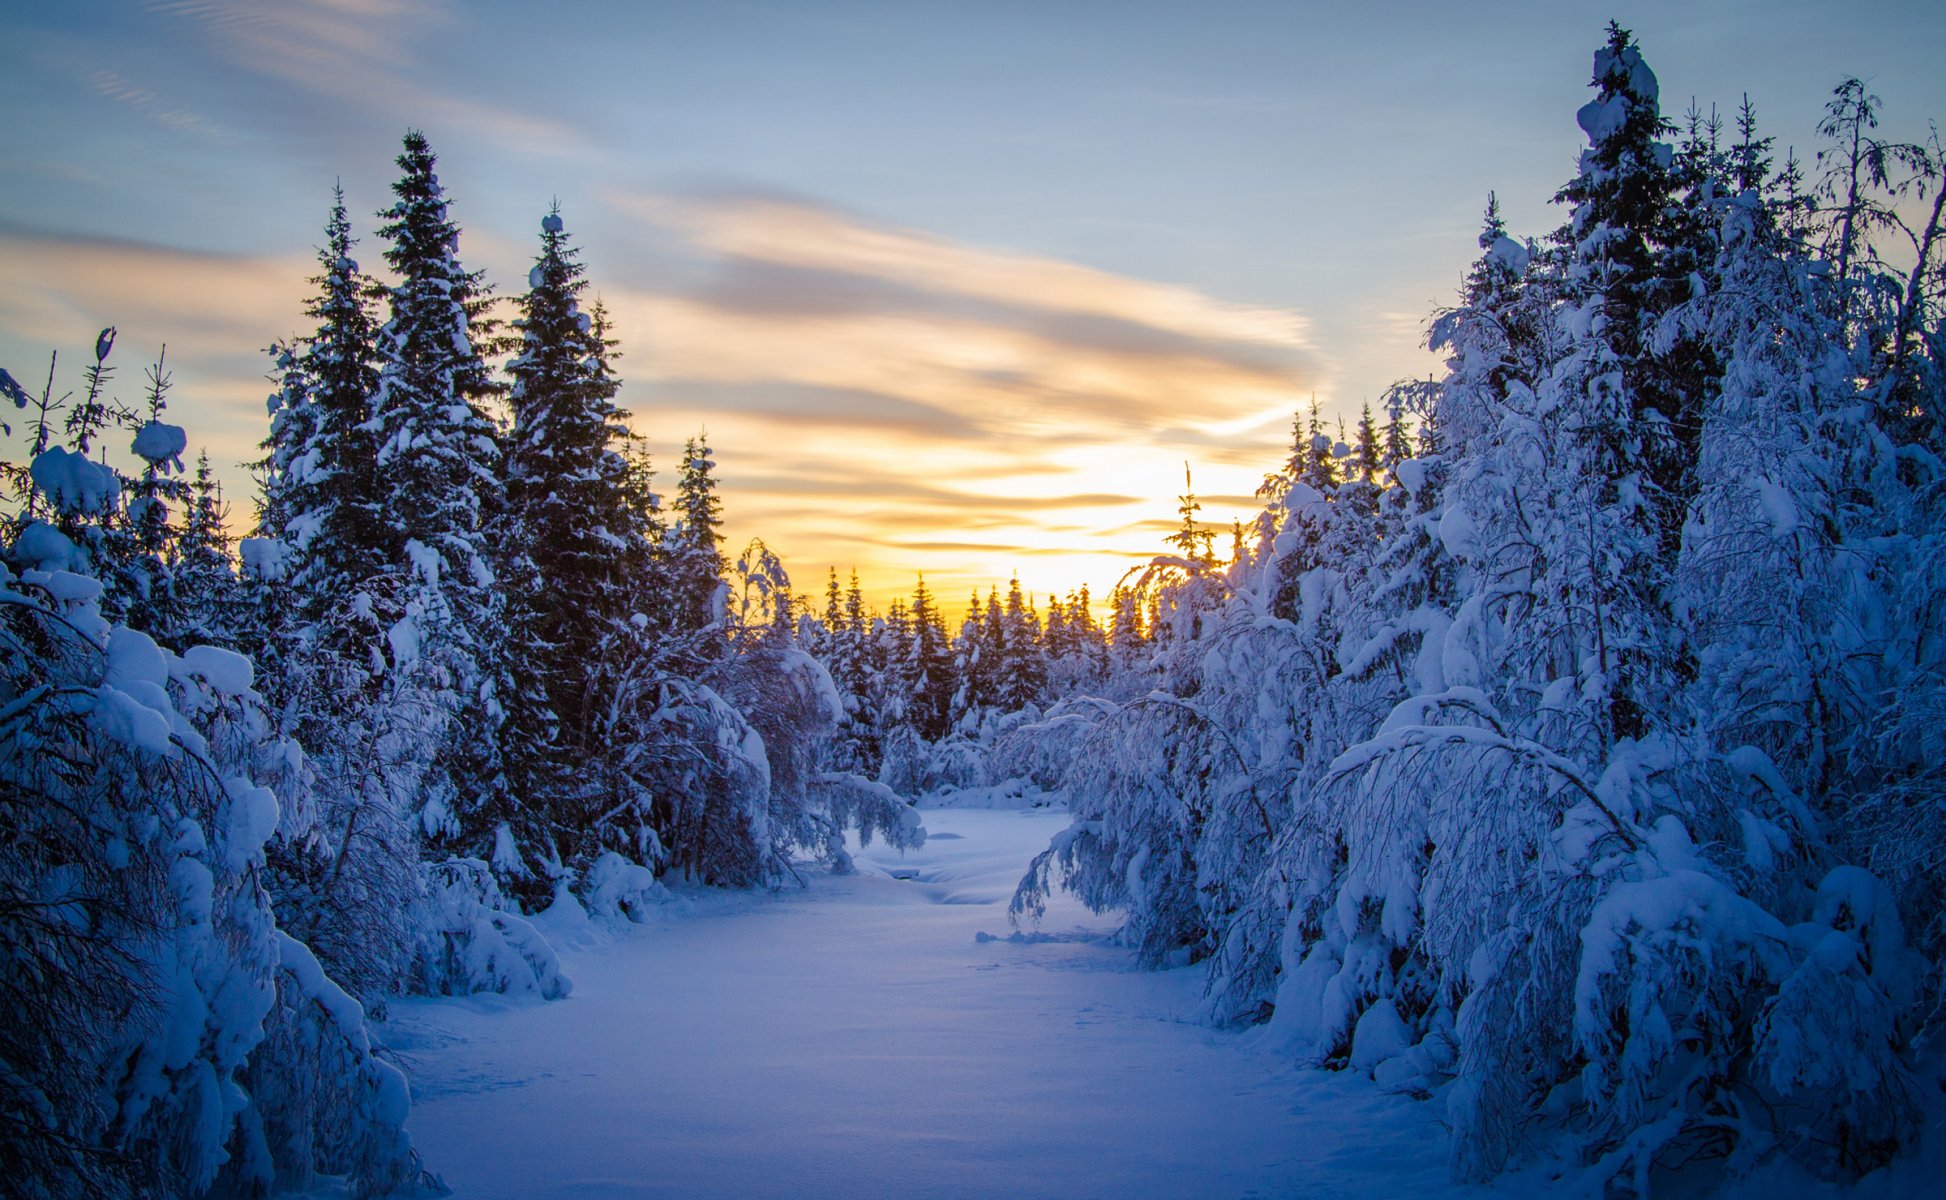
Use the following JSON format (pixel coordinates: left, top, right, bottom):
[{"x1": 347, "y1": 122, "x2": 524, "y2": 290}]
[{"x1": 4, "y1": 0, "x2": 1942, "y2": 614}]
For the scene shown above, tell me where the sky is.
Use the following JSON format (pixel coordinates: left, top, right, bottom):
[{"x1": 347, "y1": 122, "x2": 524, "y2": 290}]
[{"x1": 3, "y1": 1, "x2": 1943, "y2": 616}]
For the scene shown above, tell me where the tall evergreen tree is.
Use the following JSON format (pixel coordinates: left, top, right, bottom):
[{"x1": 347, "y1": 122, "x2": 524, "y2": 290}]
[
  {"x1": 116, "y1": 348, "x2": 190, "y2": 640},
  {"x1": 282, "y1": 187, "x2": 387, "y2": 631},
  {"x1": 369, "y1": 129, "x2": 510, "y2": 868},
  {"x1": 997, "y1": 575, "x2": 1047, "y2": 712},
  {"x1": 496, "y1": 206, "x2": 638, "y2": 886},
  {"x1": 175, "y1": 449, "x2": 239, "y2": 646}
]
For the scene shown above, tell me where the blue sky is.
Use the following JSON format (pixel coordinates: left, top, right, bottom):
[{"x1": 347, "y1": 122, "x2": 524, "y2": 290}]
[{"x1": 4, "y1": 0, "x2": 1942, "y2": 609}]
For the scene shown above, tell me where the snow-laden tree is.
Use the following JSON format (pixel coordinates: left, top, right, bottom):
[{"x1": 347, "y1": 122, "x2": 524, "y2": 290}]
[
  {"x1": 247, "y1": 189, "x2": 428, "y2": 1004},
  {"x1": 273, "y1": 188, "x2": 389, "y2": 628},
  {"x1": 173, "y1": 451, "x2": 240, "y2": 648},
  {"x1": 480, "y1": 206, "x2": 641, "y2": 903},
  {"x1": 110, "y1": 351, "x2": 191, "y2": 642},
  {"x1": 2, "y1": 357, "x2": 429, "y2": 1198},
  {"x1": 367, "y1": 130, "x2": 511, "y2": 888},
  {"x1": 711, "y1": 561, "x2": 925, "y2": 879},
  {"x1": 1008, "y1": 26, "x2": 1937, "y2": 1191},
  {"x1": 666, "y1": 434, "x2": 726, "y2": 641}
]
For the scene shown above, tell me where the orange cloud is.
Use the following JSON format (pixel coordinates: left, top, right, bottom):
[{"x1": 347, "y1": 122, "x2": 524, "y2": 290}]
[
  {"x1": 592, "y1": 193, "x2": 1318, "y2": 609},
  {"x1": 0, "y1": 193, "x2": 1319, "y2": 616},
  {"x1": 0, "y1": 230, "x2": 309, "y2": 482}
]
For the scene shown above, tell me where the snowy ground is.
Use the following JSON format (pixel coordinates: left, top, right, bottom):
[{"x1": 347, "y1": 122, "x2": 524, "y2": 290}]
[{"x1": 387, "y1": 807, "x2": 1465, "y2": 1200}]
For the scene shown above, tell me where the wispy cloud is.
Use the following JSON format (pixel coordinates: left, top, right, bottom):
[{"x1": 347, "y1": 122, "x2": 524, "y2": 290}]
[
  {"x1": 88, "y1": 68, "x2": 220, "y2": 137},
  {"x1": 594, "y1": 191, "x2": 1316, "y2": 604},
  {"x1": 0, "y1": 228, "x2": 309, "y2": 479},
  {"x1": 143, "y1": 0, "x2": 583, "y2": 150},
  {"x1": 0, "y1": 192, "x2": 1315, "y2": 612}
]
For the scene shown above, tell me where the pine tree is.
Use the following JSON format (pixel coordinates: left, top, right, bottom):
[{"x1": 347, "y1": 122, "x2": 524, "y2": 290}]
[
  {"x1": 905, "y1": 575, "x2": 954, "y2": 740},
  {"x1": 116, "y1": 348, "x2": 190, "y2": 640},
  {"x1": 504, "y1": 206, "x2": 634, "y2": 675},
  {"x1": 1352, "y1": 401, "x2": 1381, "y2": 486},
  {"x1": 369, "y1": 129, "x2": 510, "y2": 877},
  {"x1": 175, "y1": 450, "x2": 239, "y2": 646},
  {"x1": 998, "y1": 575, "x2": 1047, "y2": 712},
  {"x1": 281, "y1": 186, "x2": 387, "y2": 632},
  {"x1": 496, "y1": 206, "x2": 639, "y2": 889},
  {"x1": 669, "y1": 434, "x2": 726, "y2": 639},
  {"x1": 1166, "y1": 464, "x2": 1215, "y2": 565}
]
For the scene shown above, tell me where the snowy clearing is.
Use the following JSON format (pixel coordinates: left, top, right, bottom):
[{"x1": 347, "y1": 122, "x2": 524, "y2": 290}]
[{"x1": 389, "y1": 808, "x2": 1458, "y2": 1200}]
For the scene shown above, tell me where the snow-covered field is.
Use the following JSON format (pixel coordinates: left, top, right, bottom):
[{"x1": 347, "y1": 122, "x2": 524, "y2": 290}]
[{"x1": 388, "y1": 808, "x2": 1460, "y2": 1199}]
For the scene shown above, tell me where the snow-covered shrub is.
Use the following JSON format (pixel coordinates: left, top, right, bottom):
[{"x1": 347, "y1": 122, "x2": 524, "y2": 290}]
[
  {"x1": 877, "y1": 726, "x2": 986, "y2": 798},
  {"x1": 988, "y1": 695, "x2": 1117, "y2": 797},
  {"x1": 2, "y1": 488, "x2": 428, "y2": 1198},
  {"x1": 805, "y1": 773, "x2": 927, "y2": 871},
  {"x1": 582, "y1": 850, "x2": 673, "y2": 921},
  {"x1": 2, "y1": 552, "x2": 169, "y2": 1199},
  {"x1": 4, "y1": 351, "x2": 445, "y2": 1198},
  {"x1": 262, "y1": 594, "x2": 440, "y2": 1005},
  {"x1": 1010, "y1": 693, "x2": 1245, "y2": 965},
  {"x1": 223, "y1": 934, "x2": 433, "y2": 1198},
  {"x1": 714, "y1": 642, "x2": 838, "y2": 859},
  {"x1": 631, "y1": 676, "x2": 774, "y2": 885},
  {"x1": 1751, "y1": 867, "x2": 1922, "y2": 1179},
  {"x1": 713, "y1": 640, "x2": 929, "y2": 873},
  {"x1": 413, "y1": 858, "x2": 571, "y2": 1000}
]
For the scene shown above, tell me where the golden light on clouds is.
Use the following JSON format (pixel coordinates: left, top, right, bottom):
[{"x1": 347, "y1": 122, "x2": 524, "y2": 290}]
[
  {"x1": 0, "y1": 193, "x2": 1323, "y2": 617},
  {"x1": 598, "y1": 193, "x2": 1319, "y2": 613},
  {"x1": 0, "y1": 231, "x2": 309, "y2": 481}
]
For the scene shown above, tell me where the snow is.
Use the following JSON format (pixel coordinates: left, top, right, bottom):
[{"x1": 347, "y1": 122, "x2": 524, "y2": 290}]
[
  {"x1": 1756, "y1": 477, "x2": 1799, "y2": 537},
  {"x1": 237, "y1": 537, "x2": 289, "y2": 582},
  {"x1": 277, "y1": 932, "x2": 370, "y2": 1048},
  {"x1": 130, "y1": 420, "x2": 188, "y2": 468},
  {"x1": 1436, "y1": 500, "x2": 1475, "y2": 558},
  {"x1": 89, "y1": 685, "x2": 176, "y2": 754},
  {"x1": 405, "y1": 539, "x2": 444, "y2": 584},
  {"x1": 582, "y1": 852, "x2": 670, "y2": 921},
  {"x1": 1487, "y1": 235, "x2": 1529, "y2": 275},
  {"x1": 0, "y1": 365, "x2": 31, "y2": 408},
  {"x1": 221, "y1": 778, "x2": 279, "y2": 871},
  {"x1": 177, "y1": 645, "x2": 254, "y2": 695},
  {"x1": 21, "y1": 566, "x2": 102, "y2": 604},
  {"x1": 105, "y1": 626, "x2": 170, "y2": 690},
  {"x1": 1577, "y1": 95, "x2": 1629, "y2": 145},
  {"x1": 12, "y1": 521, "x2": 80, "y2": 572},
  {"x1": 387, "y1": 614, "x2": 421, "y2": 666},
  {"x1": 30, "y1": 446, "x2": 119, "y2": 515},
  {"x1": 391, "y1": 809, "x2": 1460, "y2": 1199}
]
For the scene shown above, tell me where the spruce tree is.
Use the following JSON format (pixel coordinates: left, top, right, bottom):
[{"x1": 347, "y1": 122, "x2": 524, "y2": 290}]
[
  {"x1": 175, "y1": 450, "x2": 239, "y2": 646},
  {"x1": 906, "y1": 575, "x2": 954, "y2": 741},
  {"x1": 498, "y1": 206, "x2": 639, "y2": 884},
  {"x1": 1547, "y1": 22, "x2": 1701, "y2": 740},
  {"x1": 669, "y1": 434, "x2": 726, "y2": 638},
  {"x1": 370, "y1": 129, "x2": 510, "y2": 870},
  {"x1": 117, "y1": 348, "x2": 189, "y2": 640},
  {"x1": 1353, "y1": 401, "x2": 1381, "y2": 486},
  {"x1": 998, "y1": 575, "x2": 1047, "y2": 712},
  {"x1": 286, "y1": 187, "x2": 387, "y2": 627}
]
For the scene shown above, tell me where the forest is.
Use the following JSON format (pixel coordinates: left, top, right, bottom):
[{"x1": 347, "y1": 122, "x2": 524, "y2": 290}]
[{"x1": 4, "y1": 20, "x2": 1945, "y2": 1199}]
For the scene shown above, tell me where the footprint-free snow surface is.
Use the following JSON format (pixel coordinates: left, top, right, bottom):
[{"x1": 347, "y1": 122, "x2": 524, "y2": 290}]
[{"x1": 390, "y1": 808, "x2": 1457, "y2": 1199}]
